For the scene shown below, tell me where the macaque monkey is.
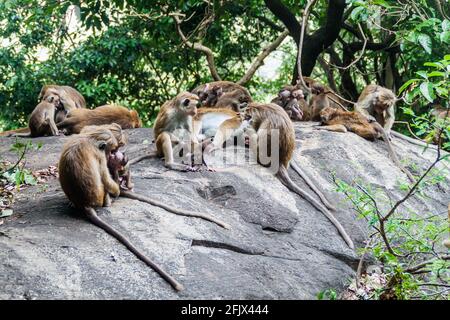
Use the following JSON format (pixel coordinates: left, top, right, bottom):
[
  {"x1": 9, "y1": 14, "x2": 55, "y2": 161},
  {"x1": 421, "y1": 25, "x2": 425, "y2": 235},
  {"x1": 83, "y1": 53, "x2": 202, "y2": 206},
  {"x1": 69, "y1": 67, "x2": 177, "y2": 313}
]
[
  {"x1": 355, "y1": 85, "x2": 396, "y2": 138},
  {"x1": 58, "y1": 127, "x2": 184, "y2": 291},
  {"x1": 193, "y1": 81, "x2": 253, "y2": 112},
  {"x1": 239, "y1": 103, "x2": 354, "y2": 249},
  {"x1": 309, "y1": 82, "x2": 334, "y2": 121},
  {"x1": 271, "y1": 84, "x2": 307, "y2": 121},
  {"x1": 57, "y1": 104, "x2": 142, "y2": 135},
  {"x1": 318, "y1": 107, "x2": 415, "y2": 182},
  {"x1": 192, "y1": 108, "x2": 244, "y2": 151},
  {"x1": 130, "y1": 92, "x2": 201, "y2": 171},
  {"x1": 8, "y1": 94, "x2": 61, "y2": 137},
  {"x1": 39, "y1": 85, "x2": 86, "y2": 123}
]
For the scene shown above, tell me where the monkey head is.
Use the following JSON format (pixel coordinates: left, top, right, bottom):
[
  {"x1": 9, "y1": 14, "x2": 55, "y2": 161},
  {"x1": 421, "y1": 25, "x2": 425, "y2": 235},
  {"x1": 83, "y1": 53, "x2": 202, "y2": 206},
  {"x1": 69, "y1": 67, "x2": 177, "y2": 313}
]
[
  {"x1": 274, "y1": 86, "x2": 304, "y2": 121},
  {"x1": 130, "y1": 109, "x2": 143, "y2": 128},
  {"x1": 215, "y1": 89, "x2": 251, "y2": 112},
  {"x1": 175, "y1": 92, "x2": 200, "y2": 116},
  {"x1": 201, "y1": 84, "x2": 223, "y2": 107},
  {"x1": 319, "y1": 106, "x2": 337, "y2": 123},
  {"x1": 374, "y1": 90, "x2": 396, "y2": 113},
  {"x1": 81, "y1": 123, "x2": 128, "y2": 147}
]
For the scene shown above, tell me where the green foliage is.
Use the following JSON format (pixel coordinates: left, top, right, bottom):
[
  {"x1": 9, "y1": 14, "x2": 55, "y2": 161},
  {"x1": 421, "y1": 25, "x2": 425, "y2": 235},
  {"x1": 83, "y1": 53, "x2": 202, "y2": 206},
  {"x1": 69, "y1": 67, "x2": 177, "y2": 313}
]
[
  {"x1": 317, "y1": 289, "x2": 338, "y2": 300},
  {"x1": 399, "y1": 56, "x2": 450, "y2": 149},
  {"x1": 0, "y1": 139, "x2": 42, "y2": 188}
]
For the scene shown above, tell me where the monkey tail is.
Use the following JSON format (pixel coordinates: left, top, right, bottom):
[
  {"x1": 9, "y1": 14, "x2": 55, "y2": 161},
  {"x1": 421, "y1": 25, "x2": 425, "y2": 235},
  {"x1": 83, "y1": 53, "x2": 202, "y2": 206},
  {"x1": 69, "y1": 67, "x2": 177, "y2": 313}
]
[
  {"x1": 120, "y1": 190, "x2": 230, "y2": 229},
  {"x1": 128, "y1": 151, "x2": 158, "y2": 165},
  {"x1": 84, "y1": 207, "x2": 184, "y2": 291},
  {"x1": 374, "y1": 124, "x2": 416, "y2": 182},
  {"x1": 290, "y1": 161, "x2": 336, "y2": 211},
  {"x1": 277, "y1": 166, "x2": 354, "y2": 249}
]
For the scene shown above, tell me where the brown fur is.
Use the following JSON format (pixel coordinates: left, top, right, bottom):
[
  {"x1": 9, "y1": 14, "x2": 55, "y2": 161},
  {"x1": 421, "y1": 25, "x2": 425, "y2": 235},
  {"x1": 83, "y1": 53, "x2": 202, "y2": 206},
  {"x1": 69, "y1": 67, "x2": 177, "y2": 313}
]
[
  {"x1": 242, "y1": 103, "x2": 354, "y2": 248},
  {"x1": 355, "y1": 84, "x2": 396, "y2": 136},
  {"x1": 39, "y1": 85, "x2": 86, "y2": 124},
  {"x1": 271, "y1": 84, "x2": 308, "y2": 121},
  {"x1": 319, "y1": 107, "x2": 415, "y2": 181},
  {"x1": 6, "y1": 94, "x2": 61, "y2": 137},
  {"x1": 57, "y1": 104, "x2": 142, "y2": 135},
  {"x1": 193, "y1": 81, "x2": 252, "y2": 111},
  {"x1": 59, "y1": 127, "x2": 183, "y2": 291}
]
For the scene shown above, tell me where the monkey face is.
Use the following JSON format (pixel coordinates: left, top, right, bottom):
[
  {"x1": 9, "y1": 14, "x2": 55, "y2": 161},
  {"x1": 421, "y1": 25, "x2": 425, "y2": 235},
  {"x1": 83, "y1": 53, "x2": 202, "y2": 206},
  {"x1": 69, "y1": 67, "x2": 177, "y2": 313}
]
[
  {"x1": 319, "y1": 106, "x2": 335, "y2": 123},
  {"x1": 177, "y1": 93, "x2": 199, "y2": 116}
]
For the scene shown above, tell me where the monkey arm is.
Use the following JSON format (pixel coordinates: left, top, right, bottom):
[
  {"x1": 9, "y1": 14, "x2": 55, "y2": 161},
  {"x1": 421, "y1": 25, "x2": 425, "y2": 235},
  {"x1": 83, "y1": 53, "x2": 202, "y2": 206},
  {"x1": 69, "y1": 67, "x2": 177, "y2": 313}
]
[
  {"x1": 99, "y1": 157, "x2": 120, "y2": 197},
  {"x1": 384, "y1": 106, "x2": 395, "y2": 135},
  {"x1": 316, "y1": 124, "x2": 348, "y2": 133}
]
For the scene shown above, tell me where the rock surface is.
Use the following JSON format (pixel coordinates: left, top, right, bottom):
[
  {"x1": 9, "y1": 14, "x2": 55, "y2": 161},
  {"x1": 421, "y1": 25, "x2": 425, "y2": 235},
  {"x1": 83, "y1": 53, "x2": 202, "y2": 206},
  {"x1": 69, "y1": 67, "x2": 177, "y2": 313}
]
[{"x1": 0, "y1": 123, "x2": 448, "y2": 299}]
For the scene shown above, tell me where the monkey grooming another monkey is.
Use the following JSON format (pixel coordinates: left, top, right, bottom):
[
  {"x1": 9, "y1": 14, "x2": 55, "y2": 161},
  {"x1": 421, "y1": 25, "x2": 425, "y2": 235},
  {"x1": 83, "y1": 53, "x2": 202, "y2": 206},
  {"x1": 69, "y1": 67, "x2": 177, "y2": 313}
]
[
  {"x1": 318, "y1": 107, "x2": 415, "y2": 182},
  {"x1": 130, "y1": 92, "x2": 201, "y2": 171},
  {"x1": 355, "y1": 84, "x2": 396, "y2": 138},
  {"x1": 8, "y1": 94, "x2": 61, "y2": 137},
  {"x1": 39, "y1": 84, "x2": 86, "y2": 124},
  {"x1": 59, "y1": 127, "x2": 184, "y2": 291},
  {"x1": 239, "y1": 103, "x2": 353, "y2": 249},
  {"x1": 57, "y1": 104, "x2": 142, "y2": 135},
  {"x1": 193, "y1": 81, "x2": 253, "y2": 112},
  {"x1": 271, "y1": 84, "x2": 306, "y2": 121}
]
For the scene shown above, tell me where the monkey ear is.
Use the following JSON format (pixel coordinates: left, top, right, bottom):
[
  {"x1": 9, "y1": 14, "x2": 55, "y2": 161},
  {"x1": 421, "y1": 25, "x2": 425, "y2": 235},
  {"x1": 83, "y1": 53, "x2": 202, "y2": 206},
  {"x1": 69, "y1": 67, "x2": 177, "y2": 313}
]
[{"x1": 183, "y1": 98, "x2": 190, "y2": 106}]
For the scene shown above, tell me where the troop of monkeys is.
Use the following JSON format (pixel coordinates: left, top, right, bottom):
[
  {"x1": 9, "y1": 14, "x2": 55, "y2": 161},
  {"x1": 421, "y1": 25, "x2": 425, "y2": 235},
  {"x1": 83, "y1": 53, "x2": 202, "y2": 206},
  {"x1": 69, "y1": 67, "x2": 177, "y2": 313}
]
[{"x1": 0, "y1": 79, "x2": 430, "y2": 291}]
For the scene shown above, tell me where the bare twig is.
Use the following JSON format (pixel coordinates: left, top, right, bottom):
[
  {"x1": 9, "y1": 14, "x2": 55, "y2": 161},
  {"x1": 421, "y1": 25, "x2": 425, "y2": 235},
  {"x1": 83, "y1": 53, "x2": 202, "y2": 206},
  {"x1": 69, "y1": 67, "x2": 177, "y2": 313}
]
[
  {"x1": 237, "y1": 29, "x2": 289, "y2": 85},
  {"x1": 172, "y1": 13, "x2": 221, "y2": 81},
  {"x1": 297, "y1": 0, "x2": 318, "y2": 93}
]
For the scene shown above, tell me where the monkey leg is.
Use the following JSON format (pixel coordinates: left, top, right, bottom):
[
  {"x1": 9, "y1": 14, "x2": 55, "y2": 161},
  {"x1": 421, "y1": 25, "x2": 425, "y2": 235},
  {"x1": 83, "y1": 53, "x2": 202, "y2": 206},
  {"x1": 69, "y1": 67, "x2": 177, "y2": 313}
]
[
  {"x1": 156, "y1": 132, "x2": 198, "y2": 172},
  {"x1": 46, "y1": 114, "x2": 59, "y2": 136},
  {"x1": 120, "y1": 190, "x2": 230, "y2": 229},
  {"x1": 350, "y1": 124, "x2": 378, "y2": 140},
  {"x1": 316, "y1": 124, "x2": 347, "y2": 133},
  {"x1": 103, "y1": 192, "x2": 112, "y2": 207},
  {"x1": 277, "y1": 166, "x2": 354, "y2": 249},
  {"x1": 290, "y1": 161, "x2": 336, "y2": 211},
  {"x1": 84, "y1": 207, "x2": 184, "y2": 291}
]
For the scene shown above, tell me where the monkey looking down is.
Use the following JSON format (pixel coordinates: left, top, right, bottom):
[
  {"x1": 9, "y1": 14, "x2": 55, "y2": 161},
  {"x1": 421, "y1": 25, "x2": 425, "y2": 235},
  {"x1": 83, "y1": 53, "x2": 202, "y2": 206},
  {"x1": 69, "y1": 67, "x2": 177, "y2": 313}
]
[
  {"x1": 193, "y1": 81, "x2": 253, "y2": 112},
  {"x1": 57, "y1": 104, "x2": 142, "y2": 135},
  {"x1": 239, "y1": 102, "x2": 354, "y2": 249},
  {"x1": 271, "y1": 84, "x2": 307, "y2": 121},
  {"x1": 318, "y1": 106, "x2": 415, "y2": 182},
  {"x1": 355, "y1": 84, "x2": 396, "y2": 138},
  {"x1": 58, "y1": 126, "x2": 184, "y2": 291},
  {"x1": 8, "y1": 94, "x2": 61, "y2": 137},
  {"x1": 39, "y1": 84, "x2": 86, "y2": 124}
]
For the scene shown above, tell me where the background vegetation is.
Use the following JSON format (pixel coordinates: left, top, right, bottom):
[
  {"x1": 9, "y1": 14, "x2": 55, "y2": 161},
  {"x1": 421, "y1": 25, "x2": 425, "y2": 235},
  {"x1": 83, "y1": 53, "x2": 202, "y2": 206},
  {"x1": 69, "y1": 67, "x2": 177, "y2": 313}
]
[
  {"x1": 0, "y1": 0, "x2": 449, "y2": 131},
  {"x1": 0, "y1": 0, "x2": 448, "y2": 300}
]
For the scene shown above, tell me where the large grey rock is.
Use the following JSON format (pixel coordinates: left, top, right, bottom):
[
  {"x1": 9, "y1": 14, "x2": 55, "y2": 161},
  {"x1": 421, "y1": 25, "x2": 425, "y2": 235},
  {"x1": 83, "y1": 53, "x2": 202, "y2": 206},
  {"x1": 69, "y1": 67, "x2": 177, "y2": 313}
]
[{"x1": 0, "y1": 123, "x2": 448, "y2": 299}]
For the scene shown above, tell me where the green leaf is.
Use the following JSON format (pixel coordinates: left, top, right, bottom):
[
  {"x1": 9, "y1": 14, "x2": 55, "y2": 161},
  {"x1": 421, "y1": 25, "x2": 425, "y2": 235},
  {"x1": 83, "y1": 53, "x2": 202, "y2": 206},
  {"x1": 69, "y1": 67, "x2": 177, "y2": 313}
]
[
  {"x1": 418, "y1": 34, "x2": 432, "y2": 54},
  {"x1": 442, "y1": 19, "x2": 450, "y2": 31},
  {"x1": 444, "y1": 55, "x2": 450, "y2": 61},
  {"x1": 440, "y1": 31, "x2": 450, "y2": 44},
  {"x1": 419, "y1": 82, "x2": 435, "y2": 103},
  {"x1": 398, "y1": 79, "x2": 419, "y2": 94},
  {"x1": 416, "y1": 70, "x2": 428, "y2": 79},
  {"x1": 427, "y1": 71, "x2": 445, "y2": 77}
]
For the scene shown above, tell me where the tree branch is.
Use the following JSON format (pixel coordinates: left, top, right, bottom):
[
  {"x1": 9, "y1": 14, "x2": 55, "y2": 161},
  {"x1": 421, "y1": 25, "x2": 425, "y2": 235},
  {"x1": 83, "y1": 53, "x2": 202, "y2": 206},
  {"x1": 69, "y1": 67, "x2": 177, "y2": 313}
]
[
  {"x1": 264, "y1": 0, "x2": 301, "y2": 42},
  {"x1": 173, "y1": 14, "x2": 222, "y2": 81},
  {"x1": 237, "y1": 29, "x2": 289, "y2": 85}
]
